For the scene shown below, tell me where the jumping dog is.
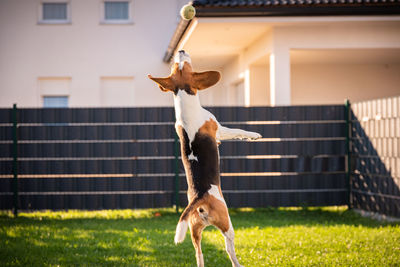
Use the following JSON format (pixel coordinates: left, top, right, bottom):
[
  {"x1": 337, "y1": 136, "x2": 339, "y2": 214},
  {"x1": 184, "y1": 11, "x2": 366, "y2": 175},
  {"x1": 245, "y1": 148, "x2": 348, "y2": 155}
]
[{"x1": 148, "y1": 50, "x2": 261, "y2": 267}]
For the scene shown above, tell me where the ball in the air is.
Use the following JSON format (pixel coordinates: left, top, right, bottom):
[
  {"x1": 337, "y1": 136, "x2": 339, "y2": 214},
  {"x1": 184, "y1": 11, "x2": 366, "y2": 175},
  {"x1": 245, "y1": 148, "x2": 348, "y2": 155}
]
[{"x1": 180, "y1": 4, "x2": 196, "y2": 20}]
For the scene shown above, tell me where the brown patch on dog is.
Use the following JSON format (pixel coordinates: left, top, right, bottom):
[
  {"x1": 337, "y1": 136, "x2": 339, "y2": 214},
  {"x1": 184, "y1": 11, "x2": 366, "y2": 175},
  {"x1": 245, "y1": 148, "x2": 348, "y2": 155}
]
[
  {"x1": 207, "y1": 195, "x2": 230, "y2": 232},
  {"x1": 148, "y1": 62, "x2": 220, "y2": 95},
  {"x1": 190, "y1": 212, "x2": 206, "y2": 238},
  {"x1": 189, "y1": 211, "x2": 206, "y2": 266},
  {"x1": 198, "y1": 119, "x2": 218, "y2": 139},
  {"x1": 187, "y1": 193, "x2": 230, "y2": 233},
  {"x1": 192, "y1": 71, "x2": 221, "y2": 91}
]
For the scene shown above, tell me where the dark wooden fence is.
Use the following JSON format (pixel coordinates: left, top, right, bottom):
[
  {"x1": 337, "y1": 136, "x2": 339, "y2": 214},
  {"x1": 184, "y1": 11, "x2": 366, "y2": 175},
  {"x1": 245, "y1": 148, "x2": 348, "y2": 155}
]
[
  {"x1": 1, "y1": 105, "x2": 349, "y2": 211},
  {"x1": 350, "y1": 96, "x2": 400, "y2": 218}
]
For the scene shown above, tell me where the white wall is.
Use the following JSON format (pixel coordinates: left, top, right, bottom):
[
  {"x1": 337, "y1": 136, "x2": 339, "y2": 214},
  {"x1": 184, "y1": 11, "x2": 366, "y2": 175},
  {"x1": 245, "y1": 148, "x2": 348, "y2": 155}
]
[
  {"x1": 218, "y1": 56, "x2": 243, "y2": 106},
  {"x1": 0, "y1": 0, "x2": 182, "y2": 107},
  {"x1": 291, "y1": 63, "x2": 400, "y2": 105},
  {"x1": 219, "y1": 19, "x2": 400, "y2": 106},
  {"x1": 249, "y1": 65, "x2": 270, "y2": 106}
]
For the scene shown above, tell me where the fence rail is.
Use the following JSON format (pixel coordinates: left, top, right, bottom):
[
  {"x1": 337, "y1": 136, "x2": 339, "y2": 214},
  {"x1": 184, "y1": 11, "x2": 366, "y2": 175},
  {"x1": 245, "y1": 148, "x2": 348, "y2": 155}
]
[{"x1": 0, "y1": 105, "x2": 350, "y2": 211}]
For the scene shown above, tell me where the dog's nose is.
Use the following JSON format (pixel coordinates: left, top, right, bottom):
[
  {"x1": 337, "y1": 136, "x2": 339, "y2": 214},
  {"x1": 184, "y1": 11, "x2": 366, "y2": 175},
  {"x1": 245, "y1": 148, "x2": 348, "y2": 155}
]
[{"x1": 179, "y1": 50, "x2": 185, "y2": 54}]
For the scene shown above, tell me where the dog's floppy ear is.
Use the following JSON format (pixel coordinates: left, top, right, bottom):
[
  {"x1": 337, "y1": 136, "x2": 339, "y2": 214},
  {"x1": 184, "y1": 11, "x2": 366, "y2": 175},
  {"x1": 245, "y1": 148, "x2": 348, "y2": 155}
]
[
  {"x1": 191, "y1": 71, "x2": 221, "y2": 90},
  {"x1": 148, "y1": 75, "x2": 175, "y2": 92}
]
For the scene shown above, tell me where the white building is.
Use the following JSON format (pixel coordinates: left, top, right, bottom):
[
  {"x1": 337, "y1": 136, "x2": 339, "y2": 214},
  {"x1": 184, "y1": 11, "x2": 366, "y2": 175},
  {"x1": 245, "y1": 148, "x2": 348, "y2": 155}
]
[
  {"x1": 0, "y1": 0, "x2": 399, "y2": 108},
  {"x1": 168, "y1": 0, "x2": 400, "y2": 106},
  {"x1": 0, "y1": 0, "x2": 188, "y2": 108}
]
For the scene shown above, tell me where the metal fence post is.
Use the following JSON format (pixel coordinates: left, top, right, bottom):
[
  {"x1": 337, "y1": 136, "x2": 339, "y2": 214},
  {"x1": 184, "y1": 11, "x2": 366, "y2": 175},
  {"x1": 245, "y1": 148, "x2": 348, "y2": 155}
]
[
  {"x1": 345, "y1": 99, "x2": 352, "y2": 209},
  {"x1": 12, "y1": 104, "x2": 18, "y2": 217},
  {"x1": 174, "y1": 133, "x2": 180, "y2": 213}
]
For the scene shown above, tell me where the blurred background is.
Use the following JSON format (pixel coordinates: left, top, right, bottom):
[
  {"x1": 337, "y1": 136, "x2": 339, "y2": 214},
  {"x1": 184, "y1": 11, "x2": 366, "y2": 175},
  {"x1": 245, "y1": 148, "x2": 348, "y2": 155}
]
[{"x1": 0, "y1": 0, "x2": 399, "y2": 108}]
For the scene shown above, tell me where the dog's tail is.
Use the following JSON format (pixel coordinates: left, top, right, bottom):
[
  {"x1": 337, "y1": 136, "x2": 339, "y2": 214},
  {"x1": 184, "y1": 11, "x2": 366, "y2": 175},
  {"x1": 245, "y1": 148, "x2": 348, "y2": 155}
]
[{"x1": 174, "y1": 197, "x2": 203, "y2": 244}]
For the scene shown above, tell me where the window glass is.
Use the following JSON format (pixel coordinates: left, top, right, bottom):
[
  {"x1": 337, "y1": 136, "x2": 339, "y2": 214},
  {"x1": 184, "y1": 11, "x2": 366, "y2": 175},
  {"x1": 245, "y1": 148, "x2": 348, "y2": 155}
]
[
  {"x1": 105, "y1": 1, "x2": 129, "y2": 20},
  {"x1": 43, "y1": 96, "x2": 69, "y2": 108},
  {"x1": 43, "y1": 3, "x2": 67, "y2": 20}
]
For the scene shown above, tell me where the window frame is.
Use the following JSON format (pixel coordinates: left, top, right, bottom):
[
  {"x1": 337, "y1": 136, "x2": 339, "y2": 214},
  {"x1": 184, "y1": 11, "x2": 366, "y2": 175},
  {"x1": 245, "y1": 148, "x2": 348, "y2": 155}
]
[
  {"x1": 100, "y1": 0, "x2": 133, "y2": 25},
  {"x1": 38, "y1": 0, "x2": 71, "y2": 25}
]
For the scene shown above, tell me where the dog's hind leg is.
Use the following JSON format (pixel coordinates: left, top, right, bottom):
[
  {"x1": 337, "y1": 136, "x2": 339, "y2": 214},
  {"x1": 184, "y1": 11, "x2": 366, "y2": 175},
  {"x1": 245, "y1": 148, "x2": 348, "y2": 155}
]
[
  {"x1": 208, "y1": 197, "x2": 243, "y2": 267},
  {"x1": 189, "y1": 213, "x2": 206, "y2": 267},
  {"x1": 222, "y1": 220, "x2": 243, "y2": 267}
]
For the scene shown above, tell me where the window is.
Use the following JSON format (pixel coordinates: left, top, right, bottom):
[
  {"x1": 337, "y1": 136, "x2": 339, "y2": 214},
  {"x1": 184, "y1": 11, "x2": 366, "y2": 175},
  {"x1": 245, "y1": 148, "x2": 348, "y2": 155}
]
[
  {"x1": 101, "y1": 1, "x2": 132, "y2": 24},
  {"x1": 39, "y1": 1, "x2": 70, "y2": 24},
  {"x1": 105, "y1": 2, "x2": 129, "y2": 20},
  {"x1": 43, "y1": 96, "x2": 69, "y2": 108},
  {"x1": 38, "y1": 77, "x2": 71, "y2": 107},
  {"x1": 43, "y1": 3, "x2": 67, "y2": 20}
]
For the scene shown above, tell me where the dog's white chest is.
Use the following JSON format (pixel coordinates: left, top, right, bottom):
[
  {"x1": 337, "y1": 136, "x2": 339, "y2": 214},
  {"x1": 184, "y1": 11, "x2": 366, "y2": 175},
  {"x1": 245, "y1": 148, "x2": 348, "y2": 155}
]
[{"x1": 174, "y1": 90, "x2": 216, "y2": 146}]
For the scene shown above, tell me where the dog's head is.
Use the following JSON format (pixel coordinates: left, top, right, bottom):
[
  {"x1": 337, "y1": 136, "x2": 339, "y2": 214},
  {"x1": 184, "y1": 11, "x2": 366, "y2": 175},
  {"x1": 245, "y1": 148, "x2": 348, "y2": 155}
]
[{"x1": 148, "y1": 50, "x2": 220, "y2": 95}]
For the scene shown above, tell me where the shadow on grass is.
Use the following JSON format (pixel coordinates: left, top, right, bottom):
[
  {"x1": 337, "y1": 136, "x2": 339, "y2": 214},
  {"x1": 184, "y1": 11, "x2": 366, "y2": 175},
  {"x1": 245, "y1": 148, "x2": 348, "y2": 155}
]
[{"x1": 0, "y1": 207, "x2": 397, "y2": 266}]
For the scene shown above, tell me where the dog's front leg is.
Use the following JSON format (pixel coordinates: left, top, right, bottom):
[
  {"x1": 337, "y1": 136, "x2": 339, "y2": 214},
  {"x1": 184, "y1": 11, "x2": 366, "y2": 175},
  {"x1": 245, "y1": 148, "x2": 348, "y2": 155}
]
[{"x1": 217, "y1": 125, "x2": 261, "y2": 141}]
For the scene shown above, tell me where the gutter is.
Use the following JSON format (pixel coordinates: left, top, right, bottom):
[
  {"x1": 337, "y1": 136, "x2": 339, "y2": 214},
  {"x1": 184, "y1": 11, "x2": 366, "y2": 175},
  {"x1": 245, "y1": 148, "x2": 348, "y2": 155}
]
[
  {"x1": 163, "y1": 2, "x2": 400, "y2": 63},
  {"x1": 163, "y1": 19, "x2": 193, "y2": 63}
]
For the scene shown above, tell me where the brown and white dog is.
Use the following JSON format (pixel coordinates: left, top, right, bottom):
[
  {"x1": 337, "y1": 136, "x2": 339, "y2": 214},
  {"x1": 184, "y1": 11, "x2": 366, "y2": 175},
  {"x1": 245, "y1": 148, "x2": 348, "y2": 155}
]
[{"x1": 148, "y1": 50, "x2": 261, "y2": 267}]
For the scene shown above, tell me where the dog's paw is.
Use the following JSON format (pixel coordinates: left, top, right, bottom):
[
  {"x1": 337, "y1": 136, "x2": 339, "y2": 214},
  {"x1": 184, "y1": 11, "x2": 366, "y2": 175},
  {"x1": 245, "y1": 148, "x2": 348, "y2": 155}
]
[{"x1": 246, "y1": 132, "x2": 262, "y2": 140}]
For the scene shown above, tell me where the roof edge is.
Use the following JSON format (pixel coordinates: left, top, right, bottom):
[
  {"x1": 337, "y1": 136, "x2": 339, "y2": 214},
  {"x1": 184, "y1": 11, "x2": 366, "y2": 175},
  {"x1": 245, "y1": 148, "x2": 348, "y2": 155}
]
[
  {"x1": 163, "y1": 3, "x2": 400, "y2": 63},
  {"x1": 194, "y1": 4, "x2": 400, "y2": 17}
]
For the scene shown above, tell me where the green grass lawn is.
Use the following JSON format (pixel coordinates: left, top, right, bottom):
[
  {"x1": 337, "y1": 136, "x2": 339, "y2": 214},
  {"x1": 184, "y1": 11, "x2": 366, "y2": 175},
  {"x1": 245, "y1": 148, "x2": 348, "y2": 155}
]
[{"x1": 0, "y1": 207, "x2": 399, "y2": 266}]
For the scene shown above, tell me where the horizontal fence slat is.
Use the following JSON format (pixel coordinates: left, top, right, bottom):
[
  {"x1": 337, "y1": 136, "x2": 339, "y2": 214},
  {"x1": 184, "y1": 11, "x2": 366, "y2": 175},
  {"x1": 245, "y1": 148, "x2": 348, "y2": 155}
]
[
  {"x1": 176, "y1": 174, "x2": 347, "y2": 192},
  {"x1": 223, "y1": 191, "x2": 348, "y2": 208},
  {"x1": 221, "y1": 156, "x2": 345, "y2": 173},
  {"x1": 0, "y1": 178, "x2": 11, "y2": 192},
  {"x1": 221, "y1": 173, "x2": 347, "y2": 191},
  {"x1": 220, "y1": 140, "x2": 346, "y2": 156},
  {"x1": 16, "y1": 194, "x2": 174, "y2": 210},
  {"x1": 17, "y1": 107, "x2": 176, "y2": 124},
  {"x1": 16, "y1": 142, "x2": 174, "y2": 158},
  {"x1": 0, "y1": 144, "x2": 11, "y2": 157},
  {"x1": 219, "y1": 122, "x2": 345, "y2": 138},
  {"x1": 18, "y1": 125, "x2": 175, "y2": 140},
  {"x1": 0, "y1": 126, "x2": 12, "y2": 140},
  {"x1": 16, "y1": 177, "x2": 174, "y2": 193},
  {"x1": 9, "y1": 171, "x2": 347, "y2": 193},
  {"x1": 14, "y1": 159, "x2": 176, "y2": 174},
  {"x1": 0, "y1": 195, "x2": 12, "y2": 209},
  {"x1": 15, "y1": 106, "x2": 346, "y2": 124},
  {"x1": 0, "y1": 156, "x2": 345, "y2": 175},
  {"x1": 0, "y1": 140, "x2": 347, "y2": 158},
  {"x1": 0, "y1": 109, "x2": 11, "y2": 123},
  {"x1": 15, "y1": 122, "x2": 345, "y2": 141},
  {"x1": 207, "y1": 105, "x2": 346, "y2": 121},
  {"x1": 178, "y1": 191, "x2": 347, "y2": 208}
]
